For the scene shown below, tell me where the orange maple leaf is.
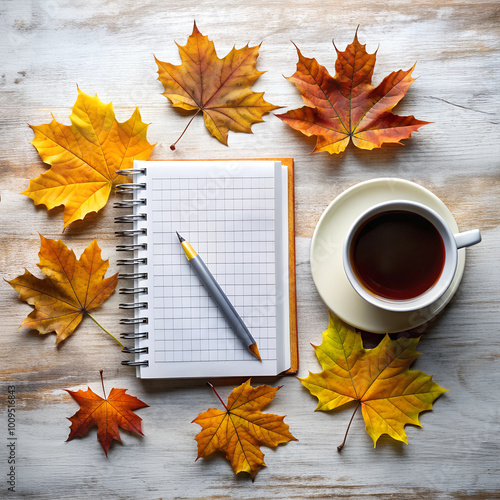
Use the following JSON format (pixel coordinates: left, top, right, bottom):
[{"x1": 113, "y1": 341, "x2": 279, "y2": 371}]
[
  {"x1": 6, "y1": 235, "x2": 120, "y2": 345},
  {"x1": 277, "y1": 32, "x2": 429, "y2": 154},
  {"x1": 65, "y1": 371, "x2": 148, "y2": 456},
  {"x1": 300, "y1": 313, "x2": 447, "y2": 450},
  {"x1": 23, "y1": 89, "x2": 155, "y2": 228},
  {"x1": 193, "y1": 380, "x2": 297, "y2": 480},
  {"x1": 155, "y1": 22, "x2": 279, "y2": 149}
]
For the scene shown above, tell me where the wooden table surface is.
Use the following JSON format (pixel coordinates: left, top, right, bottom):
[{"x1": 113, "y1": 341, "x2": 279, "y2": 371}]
[{"x1": 1, "y1": 0, "x2": 499, "y2": 498}]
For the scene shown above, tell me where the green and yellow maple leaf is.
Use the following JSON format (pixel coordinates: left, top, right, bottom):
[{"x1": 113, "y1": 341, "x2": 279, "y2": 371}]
[{"x1": 300, "y1": 313, "x2": 447, "y2": 449}]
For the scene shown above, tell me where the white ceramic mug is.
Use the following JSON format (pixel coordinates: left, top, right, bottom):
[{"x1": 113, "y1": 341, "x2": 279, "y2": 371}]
[{"x1": 343, "y1": 200, "x2": 481, "y2": 312}]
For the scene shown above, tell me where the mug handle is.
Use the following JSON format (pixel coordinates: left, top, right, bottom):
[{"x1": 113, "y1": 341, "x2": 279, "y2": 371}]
[{"x1": 454, "y1": 229, "x2": 481, "y2": 249}]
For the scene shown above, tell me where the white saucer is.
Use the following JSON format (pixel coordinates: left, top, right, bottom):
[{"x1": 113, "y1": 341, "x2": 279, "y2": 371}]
[{"x1": 310, "y1": 178, "x2": 466, "y2": 333}]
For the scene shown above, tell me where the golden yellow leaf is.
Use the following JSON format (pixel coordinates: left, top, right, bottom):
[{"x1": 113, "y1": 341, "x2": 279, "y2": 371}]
[
  {"x1": 155, "y1": 22, "x2": 279, "y2": 148},
  {"x1": 23, "y1": 89, "x2": 155, "y2": 228},
  {"x1": 193, "y1": 380, "x2": 297, "y2": 480},
  {"x1": 300, "y1": 313, "x2": 447, "y2": 449},
  {"x1": 6, "y1": 235, "x2": 119, "y2": 345}
]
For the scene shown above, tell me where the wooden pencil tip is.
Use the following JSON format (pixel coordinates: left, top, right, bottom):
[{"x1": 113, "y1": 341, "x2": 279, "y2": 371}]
[{"x1": 248, "y1": 342, "x2": 262, "y2": 361}]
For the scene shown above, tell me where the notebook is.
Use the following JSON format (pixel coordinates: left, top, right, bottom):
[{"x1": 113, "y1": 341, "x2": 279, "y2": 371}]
[{"x1": 116, "y1": 159, "x2": 297, "y2": 379}]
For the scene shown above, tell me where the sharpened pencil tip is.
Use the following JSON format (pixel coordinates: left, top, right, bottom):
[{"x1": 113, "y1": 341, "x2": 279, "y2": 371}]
[
  {"x1": 248, "y1": 342, "x2": 262, "y2": 362},
  {"x1": 176, "y1": 231, "x2": 184, "y2": 243}
]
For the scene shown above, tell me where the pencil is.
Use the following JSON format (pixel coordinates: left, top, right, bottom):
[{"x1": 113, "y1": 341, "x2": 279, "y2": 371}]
[{"x1": 176, "y1": 232, "x2": 262, "y2": 361}]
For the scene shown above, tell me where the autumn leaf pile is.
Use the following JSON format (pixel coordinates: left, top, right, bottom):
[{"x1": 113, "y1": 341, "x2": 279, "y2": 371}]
[
  {"x1": 6, "y1": 23, "x2": 450, "y2": 479},
  {"x1": 20, "y1": 25, "x2": 428, "y2": 230}
]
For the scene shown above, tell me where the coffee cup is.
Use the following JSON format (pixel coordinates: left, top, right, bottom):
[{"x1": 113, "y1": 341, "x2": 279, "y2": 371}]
[{"x1": 342, "y1": 200, "x2": 481, "y2": 312}]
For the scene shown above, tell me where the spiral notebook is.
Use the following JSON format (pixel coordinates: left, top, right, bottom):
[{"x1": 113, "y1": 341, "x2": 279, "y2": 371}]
[{"x1": 116, "y1": 159, "x2": 297, "y2": 379}]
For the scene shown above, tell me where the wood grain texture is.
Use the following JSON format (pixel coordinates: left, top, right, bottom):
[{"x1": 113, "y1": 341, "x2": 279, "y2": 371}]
[{"x1": 1, "y1": 0, "x2": 499, "y2": 498}]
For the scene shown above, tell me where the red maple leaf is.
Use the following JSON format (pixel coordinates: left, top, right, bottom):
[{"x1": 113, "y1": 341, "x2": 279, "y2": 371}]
[
  {"x1": 65, "y1": 371, "x2": 148, "y2": 456},
  {"x1": 277, "y1": 32, "x2": 429, "y2": 154}
]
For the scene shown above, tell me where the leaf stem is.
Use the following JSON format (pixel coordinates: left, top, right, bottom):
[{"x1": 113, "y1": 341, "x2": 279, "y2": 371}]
[
  {"x1": 338, "y1": 400, "x2": 361, "y2": 452},
  {"x1": 99, "y1": 369, "x2": 106, "y2": 399},
  {"x1": 170, "y1": 109, "x2": 202, "y2": 150},
  {"x1": 87, "y1": 312, "x2": 124, "y2": 348},
  {"x1": 207, "y1": 382, "x2": 228, "y2": 411}
]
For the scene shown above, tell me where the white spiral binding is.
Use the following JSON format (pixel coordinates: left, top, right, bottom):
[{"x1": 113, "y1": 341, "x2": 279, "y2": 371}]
[{"x1": 115, "y1": 167, "x2": 149, "y2": 367}]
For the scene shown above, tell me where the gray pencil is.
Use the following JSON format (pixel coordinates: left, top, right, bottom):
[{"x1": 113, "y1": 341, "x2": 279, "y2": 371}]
[{"x1": 176, "y1": 232, "x2": 262, "y2": 361}]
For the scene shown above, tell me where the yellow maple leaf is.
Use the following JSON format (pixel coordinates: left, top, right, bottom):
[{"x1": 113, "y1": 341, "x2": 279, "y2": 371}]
[
  {"x1": 193, "y1": 380, "x2": 297, "y2": 480},
  {"x1": 23, "y1": 89, "x2": 155, "y2": 228},
  {"x1": 155, "y1": 22, "x2": 279, "y2": 149},
  {"x1": 300, "y1": 313, "x2": 447, "y2": 449}
]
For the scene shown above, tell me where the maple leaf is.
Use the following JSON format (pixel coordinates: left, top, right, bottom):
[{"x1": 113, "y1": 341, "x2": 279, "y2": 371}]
[
  {"x1": 155, "y1": 22, "x2": 279, "y2": 149},
  {"x1": 193, "y1": 380, "x2": 297, "y2": 480},
  {"x1": 300, "y1": 313, "x2": 446, "y2": 450},
  {"x1": 276, "y1": 32, "x2": 429, "y2": 154},
  {"x1": 23, "y1": 89, "x2": 155, "y2": 228},
  {"x1": 65, "y1": 370, "x2": 148, "y2": 456},
  {"x1": 6, "y1": 235, "x2": 120, "y2": 346}
]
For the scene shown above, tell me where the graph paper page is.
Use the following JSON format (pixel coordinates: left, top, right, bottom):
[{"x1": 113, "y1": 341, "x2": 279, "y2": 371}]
[{"x1": 131, "y1": 160, "x2": 290, "y2": 378}]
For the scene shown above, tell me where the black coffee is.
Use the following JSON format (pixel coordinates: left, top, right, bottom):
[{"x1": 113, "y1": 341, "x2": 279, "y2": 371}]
[{"x1": 350, "y1": 210, "x2": 445, "y2": 300}]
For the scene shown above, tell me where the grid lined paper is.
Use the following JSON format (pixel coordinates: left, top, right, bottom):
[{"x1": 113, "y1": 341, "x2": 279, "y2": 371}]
[{"x1": 146, "y1": 169, "x2": 278, "y2": 367}]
